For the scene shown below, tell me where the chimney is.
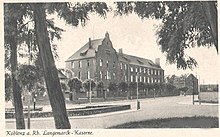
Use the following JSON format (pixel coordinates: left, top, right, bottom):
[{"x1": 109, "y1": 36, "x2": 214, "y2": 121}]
[
  {"x1": 105, "y1": 31, "x2": 109, "y2": 39},
  {"x1": 119, "y1": 48, "x2": 123, "y2": 54},
  {"x1": 155, "y1": 58, "x2": 160, "y2": 66},
  {"x1": 89, "y1": 38, "x2": 92, "y2": 48}
]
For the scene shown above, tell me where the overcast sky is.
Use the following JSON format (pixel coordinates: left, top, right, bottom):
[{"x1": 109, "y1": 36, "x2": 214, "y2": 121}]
[{"x1": 50, "y1": 9, "x2": 219, "y2": 84}]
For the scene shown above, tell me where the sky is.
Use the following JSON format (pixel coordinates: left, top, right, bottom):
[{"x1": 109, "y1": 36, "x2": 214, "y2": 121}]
[{"x1": 49, "y1": 8, "x2": 219, "y2": 85}]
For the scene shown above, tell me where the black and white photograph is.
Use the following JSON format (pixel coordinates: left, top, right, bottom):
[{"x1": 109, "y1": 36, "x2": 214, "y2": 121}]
[{"x1": 2, "y1": 0, "x2": 219, "y2": 136}]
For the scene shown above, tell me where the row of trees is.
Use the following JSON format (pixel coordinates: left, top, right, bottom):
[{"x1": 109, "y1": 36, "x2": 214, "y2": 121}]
[{"x1": 65, "y1": 78, "x2": 179, "y2": 99}]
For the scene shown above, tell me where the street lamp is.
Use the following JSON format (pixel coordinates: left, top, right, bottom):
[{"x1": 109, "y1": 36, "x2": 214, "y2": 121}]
[
  {"x1": 137, "y1": 73, "x2": 140, "y2": 110},
  {"x1": 89, "y1": 79, "x2": 92, "y2": 104}
]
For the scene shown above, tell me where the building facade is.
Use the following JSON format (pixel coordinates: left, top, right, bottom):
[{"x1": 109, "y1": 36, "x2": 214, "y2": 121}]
[{"x1": 65, "y1": 32, "x2": 164, "y2": 95}]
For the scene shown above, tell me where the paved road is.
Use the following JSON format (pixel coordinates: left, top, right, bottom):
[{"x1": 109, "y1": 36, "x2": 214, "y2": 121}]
[{"x1": 5, "y1": 95, "x2": 218, "y2": 129}]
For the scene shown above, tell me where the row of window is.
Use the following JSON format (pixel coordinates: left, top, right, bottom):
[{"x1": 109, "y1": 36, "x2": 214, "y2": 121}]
[
  {"x1": 130, "y1": 75, "x2": 161, "y2": 83},
  {"x1": 77, "y1": 70, "x2": 161, "y2": 83},
  {"x1": 71, "y1": 60, "x2": 90, "y2": 68},
  {"x1": 71, "y1": 60, "x2": 162, "y2": 76}
]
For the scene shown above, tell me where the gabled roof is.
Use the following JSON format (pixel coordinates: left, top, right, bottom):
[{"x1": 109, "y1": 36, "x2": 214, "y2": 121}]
[
  {"x1": 117, "y1": 53, "x2": 162, "y2": 69},
  {"x1": 66, "y1": 38, "x2": 104, "y2": 62},
  {"x1": 58, "y1": 70, "x2": 67, "y2": 79}
]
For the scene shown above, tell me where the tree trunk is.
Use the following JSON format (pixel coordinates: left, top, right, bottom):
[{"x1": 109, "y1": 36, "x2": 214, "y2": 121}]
[
  {"x1": 202, "y1": 2, "x2": 218, "y2": 53},
  {"x1": 10, "y1": 19, "x2": 25, "y2": 129},
  {"x1": 32, "y1": 4, "x2": 71, "y2": 129}
]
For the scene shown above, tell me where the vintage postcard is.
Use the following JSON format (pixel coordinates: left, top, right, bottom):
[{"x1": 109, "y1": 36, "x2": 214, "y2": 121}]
[{"x1": 1, "y1": 0, "x2": 219, "y2": 137}]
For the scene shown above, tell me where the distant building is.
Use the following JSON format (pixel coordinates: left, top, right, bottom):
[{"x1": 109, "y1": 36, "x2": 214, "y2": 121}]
[
  {"x1": 65, "y1": 32, "x2": 164, "y2": 96},
  {"x1": 200, "y1": 84, "x2": 219, "y2": 92},
  {"x1": 172, "y1": 74, "x2": 198, "y2": 95}
]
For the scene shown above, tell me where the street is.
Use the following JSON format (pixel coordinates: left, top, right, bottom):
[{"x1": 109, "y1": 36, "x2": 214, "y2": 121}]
[{"x1": 5, "y1": 95, "x2": 218, "y2": 129}]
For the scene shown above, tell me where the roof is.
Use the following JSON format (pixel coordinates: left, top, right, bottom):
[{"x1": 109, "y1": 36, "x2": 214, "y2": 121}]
[
  {"x1": 117, "y1": 53, "x2": 162, "y2": 69},
  {"x1": 58, "y1": 70, "x2": 67, "y2": 79},
  {"x1": 66, "y1": 38, "x2": 104, "y2": 62}
]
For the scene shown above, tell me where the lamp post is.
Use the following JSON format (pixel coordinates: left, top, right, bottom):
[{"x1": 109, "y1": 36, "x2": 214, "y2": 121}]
[
  {"x1": 137, "y1": 73, "x2": 140, "y2": 110},
  {"x1": 89, "y1": 79, "x2": 92, "y2": 104}
]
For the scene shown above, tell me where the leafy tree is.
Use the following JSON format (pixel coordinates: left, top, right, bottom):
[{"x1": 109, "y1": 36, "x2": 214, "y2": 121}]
[
  {"x1": 138, "y1": 82, "x2": 145, "y2": 91},
  {"x1": 97, "y1": 81, "x2": 104, "y2": 98},
  {"x1": 108, "y1": 82, "x2": 118, "y2": 97},
  {"x1": 60, "y1": 82, "x2": 68, "y2": 92},
  {"x1": 5, "y1": 2, "x2": 109, "y2": 129},
  {"x1": 118, "y1": 82, "x2": 128, "y2": 97},
  {"x1": 68, "y1": 78, "x2": 82, "y2": 93},
  {"x1": 17, "y1": 65, "x2": 41, "y2": 91},
  {"x1": 129, "y1": 82, "x2": 137, "y2": 96},
  {"x1": 4, "y1": 3, "x2": 26, "y2": 129},
  {"x1": 31, "y1": 2, "x2": 109, "y2": 128},
  {"x1": 83, "y1": 79, "x2": 96, "y2": 92},
  {"x1": 115, "y1": 1, "x2": 217, "y2": 69},
  {"x1": 118, "y1": 82, "x2": 128, "y2": 92}
]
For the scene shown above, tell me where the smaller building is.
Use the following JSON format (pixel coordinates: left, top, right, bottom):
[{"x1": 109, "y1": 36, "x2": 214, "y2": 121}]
[
  {"x1": 172, "y1": 74, "x2": 198, "y2": 95},
  {"x1": 200, "y1": 84, "x2": 219, "y2": 92}
]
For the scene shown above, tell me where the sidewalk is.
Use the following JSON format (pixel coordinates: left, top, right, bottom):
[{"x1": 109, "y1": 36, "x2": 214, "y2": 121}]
[{"x1": 5, "y1": 96, "x2": 219, "y2": 129}]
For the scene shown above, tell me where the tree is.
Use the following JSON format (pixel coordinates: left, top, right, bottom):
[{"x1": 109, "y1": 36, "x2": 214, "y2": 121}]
[
  {"x1": 5, "y1": 2, "x2": 109, "y2": 128},
  {"x1": 97, "y1": 81, "x2": 104, "y2": 98},
  {"x1": 5, "y1": 73, "x2": 12, "y2": 102},
  {"x1": 118, "y1": 82, "x2": 129, "y2": 97},
  {"x1": 115, "y1": 1, "x2": 218, "y2": 69},
  {"x1": 60, "y1": 82, "x2": 68, "y2": 92},
  {"x1": 129, "y1": 82, "x2": 137, "y2": 97},
  {"x1": 108, "y1": 82, "x2": 118, "y2": 97},
  {"x1": 118, "y1": 82, "x2": 128, "y2": 91},
  {"x1": 4, "y1": 3, "x2": 26, "y2": 129},
  {"x1": 68, "y1": 78, "x2": 82, "y2": 100},
  {"x1": 83, "y1": 79, "x2": 96, "y2": 92}
]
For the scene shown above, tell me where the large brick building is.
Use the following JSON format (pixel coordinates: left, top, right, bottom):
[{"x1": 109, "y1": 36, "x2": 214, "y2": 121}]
[{"x1": 65, "y1": 32, "x2": 164, "y2": 92}]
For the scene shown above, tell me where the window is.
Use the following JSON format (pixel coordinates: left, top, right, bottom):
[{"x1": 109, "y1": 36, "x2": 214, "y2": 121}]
[
  {"x1": 136, "y1": 75, "x2": 138, "y2": 82},
  {"x1": 87, "y1": 60, "x2": 90, "y2": 67},
  {"x1": 105, "y1": 50, "x2": 110, "y2": 55},
  {"x1": 113, "y1": 61, "x2": 115, "y2": 68},
  {"x1": 155, "y1": 70, "x2": 157, "y2": 75},
  {"x1": 136, "y1": 67, "x2": 138, "y2": 72},
  {"x1": 158, "y1": 79, "x2": 161, "y2": 83},
  {"x1": 144, "y1": 76, "x2": 146, "y2": 83},
  {"x1": 78, "y1": 72, "x2": 81, "y2": 79},
  {"x1": 71, "y1": 62, "x2": 74, "y2": 68},
  {"x1": 124, "y1": 64, "x2": 127, "y2": 70},
  {"x1": 144, "y1": 68, "x2": 146, "y2": 73},
  {"x1": 113, "y1": 72, "x2": 116, "y2": 79},
  {"x1": 79, "y1": 61, "x2": 82, "y2": 68},
  {"x1": 139, "y1": 67, "x2": 142, "y2": 73},
  {"x1": 131, "y1": 67, "x2": 133, "y2": 72},
  {"x1": 87, "y1": 71, "x2": 90, "y2": 79},
  {"x1": 151, "y1": 78, "x2": 154, "y2": 83},
  {"x1": 120, "y1": 63, "x2": 123, "y2": 69},
  {"x1": 100, "y1": 71, "x2": 103, "y2": 80},
  {"x1": 107, "y1": 60, "x2": 109, "y2": 68},
  {"x1": 100, "y1": 59, "x2": 103, "y2": 67},
  {"x1": 125, "y1": 75, "x2": 127, "y2": 82},
  {"x1": 151, "y1": 69, "x2": 154, "y2": 75},
  {"x1": 107, "y1": 71, "x2": 110, "y2": 80},
  {"x1": 148, "y1": 69, "x2": 151, "y2": 75},
  {"x1": 131, "y1": 75, "x2": 133, "y2": 82},
  {"x1": 140, "y1": 76, "x2": 142, "y2": 82},
  {"x1": 147, "y1": 77, "x2": 150, "y2": 83}
]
